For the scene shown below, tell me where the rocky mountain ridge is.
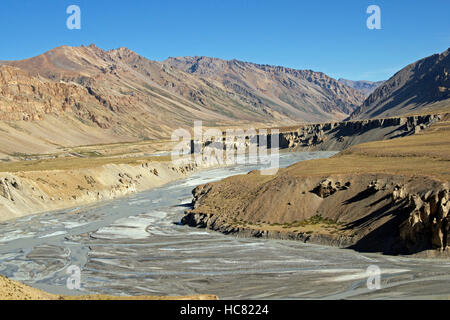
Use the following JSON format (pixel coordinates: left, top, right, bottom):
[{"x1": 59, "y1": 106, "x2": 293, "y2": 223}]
[
  {"x1": 165, "y1": 56, "x2": 366, "y2": 118},
  {"x1": 0, "y1": 44, "x2": 368, "y2": 157},
  {"x1": 349, "y1": 48, "x2": 450, "y2": 119}
]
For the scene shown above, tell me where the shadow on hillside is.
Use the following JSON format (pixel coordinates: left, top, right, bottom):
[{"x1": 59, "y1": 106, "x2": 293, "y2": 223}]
[{"x1": 342, "y1": 188, "x2": 379, "y2": 205}]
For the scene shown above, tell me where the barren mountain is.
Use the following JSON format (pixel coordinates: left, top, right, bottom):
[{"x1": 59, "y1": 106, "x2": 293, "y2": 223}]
[
  {"x1": 165, "y1": 56, "x2": 365, "y2": 120},
  {"x1": 337, "y1": 78, "x2": 384, "y2": 96},
  {"x1": 349, "y1": 48, "x2": 450, "y2": 119},
  {"x1": 0, "y1": 44, "x2": 365, "y2": 156}
]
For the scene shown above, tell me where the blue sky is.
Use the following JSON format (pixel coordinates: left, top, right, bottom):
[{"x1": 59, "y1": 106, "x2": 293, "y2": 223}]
[{"x1": 0, "y1": 0, "x2": 449, "y2": 81}]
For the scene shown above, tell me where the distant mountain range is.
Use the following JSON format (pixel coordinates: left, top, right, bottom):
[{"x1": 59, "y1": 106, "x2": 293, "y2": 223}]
[
  {"x1": 164, "y1": 56, "x2": 365, "y2": 120},
  {"x1": 0, "y1": 44, "x2": 369, "y2": 155},
  {"x1": 0, "y1": 44, "x2": 365, "y2": 133},
  {"x1": 337, "y1": 79, "x2": 384, "y2": 96},
  {"x1": 0, "y1": 44, "x2": 448, "y2": 155}
]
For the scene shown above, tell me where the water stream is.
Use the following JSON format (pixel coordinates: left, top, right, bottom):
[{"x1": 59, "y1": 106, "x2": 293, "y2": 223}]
[{"x1": 0, "y1": 151, "x2": 449, "y2": 299}]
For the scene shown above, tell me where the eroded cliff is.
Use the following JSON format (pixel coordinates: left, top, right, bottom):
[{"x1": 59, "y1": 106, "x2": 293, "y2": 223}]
[
  {"x1": 183, "y1": 174, "x2": 449, "y2": 254},
  {"x1": 191, "y1": 114, "x2": 443, "y2": 153},
  {"x1": 0, "y1": 160, "x2": 199, "y2": 221},
  {"x1": 182, "y1": 114, "x2": 450, "y2": 255}
]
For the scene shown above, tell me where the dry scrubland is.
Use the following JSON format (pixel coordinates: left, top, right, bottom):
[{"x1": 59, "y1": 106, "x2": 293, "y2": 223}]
[{"x1": 0, "y1": 136, "x2": 176, "y2": 167}]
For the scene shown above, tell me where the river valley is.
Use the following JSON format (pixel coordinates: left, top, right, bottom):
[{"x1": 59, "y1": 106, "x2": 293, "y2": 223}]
[{"x1": 0, "y1": 152, "x2": 449, "y2": 299}]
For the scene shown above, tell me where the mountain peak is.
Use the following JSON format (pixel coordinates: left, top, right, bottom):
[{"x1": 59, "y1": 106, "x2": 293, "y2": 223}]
[
  {"x1": 107, "y1": 47, "x2": 140, "y2": 61},
  {"x1": 0, "y1": 44, "x2": 367, "y2": 140},
  {"x1": 348, "y1": 47, "x2": 450, "y2": 119},
  {"x1": 108, "y1": 46, "x2": 134, "y2": 54}
]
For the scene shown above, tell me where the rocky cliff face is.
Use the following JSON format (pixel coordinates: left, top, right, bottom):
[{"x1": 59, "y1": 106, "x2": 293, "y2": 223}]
[
  {"x1": 0, "y1": 65, "x2": 112, "y2": 127},
  {"x1": 191, "y1": 114, "x2": 442, "y2": 153},
  {"x1": 399, "y1": 188, "x2": 450, "y2": 252},
  {"x1": 279, "y1": 114, "x2": 442, "y2": 151},
  {"x1": 183, "y1": 173, "x2": 449, "y2": 254}
]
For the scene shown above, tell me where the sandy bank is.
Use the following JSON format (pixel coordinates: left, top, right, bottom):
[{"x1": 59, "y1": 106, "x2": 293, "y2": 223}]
[{"x1": 0, "y1": 160, "x2": 200, "y2": 222}]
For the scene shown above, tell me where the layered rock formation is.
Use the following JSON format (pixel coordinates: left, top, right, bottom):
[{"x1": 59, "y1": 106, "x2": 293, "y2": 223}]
[
  {"x1": 0, "y1": 65, "x2": 113, "y2": 126},
  {"x1": 190, "y1": 114, "x2": 442, "y2": 153},
  {"x1": 279, "y1": 114, "x2": 442, "y2": 151}
]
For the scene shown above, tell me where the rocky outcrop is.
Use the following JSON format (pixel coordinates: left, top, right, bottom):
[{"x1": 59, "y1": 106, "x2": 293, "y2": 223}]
[
  {"x1": 191, "y1": 184, "x2": 214, "y2": 209},
  {"x1": 0, "y1": 178, "x2": 19, "y2": 201},
  {"x1": 279, "y1": 114, "x2": 442, "y2": 151},
  {"x1": 182, "y1": 172, "x2": 450, "y2": 255},
  {"x1": 0, "y1": 65, "x2": 106, "y2": 123},
  {"x1": 182, "y1": 211, "x2": 356, "y2": 248},
  {"x1": 311, "y1": 178, "x2": 350, "y2": 198},
  {"x1": 399, "y1": 189, "x2": 450, "y2": 252}
]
